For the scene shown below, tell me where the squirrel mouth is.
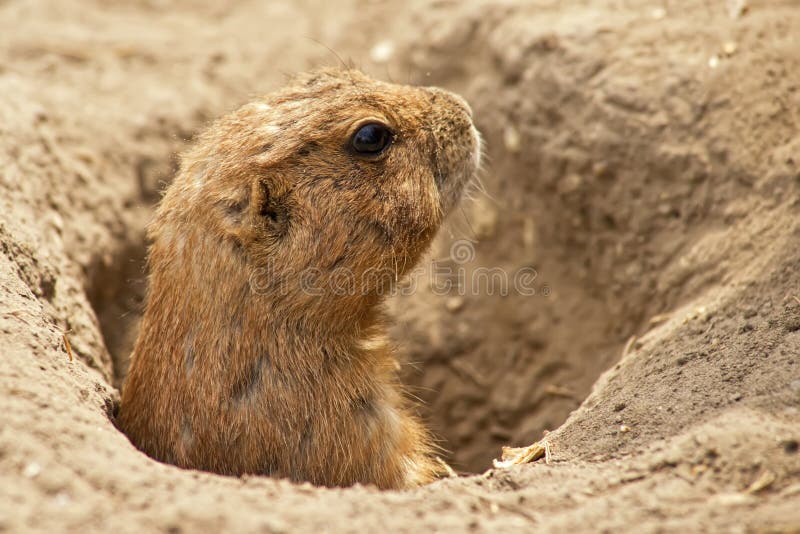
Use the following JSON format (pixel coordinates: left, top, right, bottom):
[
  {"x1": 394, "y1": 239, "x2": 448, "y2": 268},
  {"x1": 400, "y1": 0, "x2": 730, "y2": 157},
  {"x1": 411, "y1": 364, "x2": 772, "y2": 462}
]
[{"x1": 436, "y1": 122, "x2": 483, "y2": 215}]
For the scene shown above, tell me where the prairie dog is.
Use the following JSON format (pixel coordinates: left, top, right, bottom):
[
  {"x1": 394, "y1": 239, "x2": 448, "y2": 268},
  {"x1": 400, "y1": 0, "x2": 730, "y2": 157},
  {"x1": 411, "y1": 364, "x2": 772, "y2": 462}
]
[{"x1": 118, "y1": 69, "x2": 480, "y2": 489}]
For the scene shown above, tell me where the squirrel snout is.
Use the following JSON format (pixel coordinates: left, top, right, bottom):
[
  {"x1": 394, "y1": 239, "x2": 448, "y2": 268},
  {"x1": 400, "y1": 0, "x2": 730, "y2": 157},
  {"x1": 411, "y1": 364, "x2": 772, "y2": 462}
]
[
  {"x1": 419, "y1": 87, "x2": 480, "y2": 214},
  {"x1": 426, "y1": 87, "x2": 473, "y2": 120}
]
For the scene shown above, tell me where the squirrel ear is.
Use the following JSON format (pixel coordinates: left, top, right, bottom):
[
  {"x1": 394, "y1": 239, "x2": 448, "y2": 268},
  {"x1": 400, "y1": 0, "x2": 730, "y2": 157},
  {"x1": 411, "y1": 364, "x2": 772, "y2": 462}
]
[{"x1": 253, "y1": 178, "x2": 290, "y2": 235}]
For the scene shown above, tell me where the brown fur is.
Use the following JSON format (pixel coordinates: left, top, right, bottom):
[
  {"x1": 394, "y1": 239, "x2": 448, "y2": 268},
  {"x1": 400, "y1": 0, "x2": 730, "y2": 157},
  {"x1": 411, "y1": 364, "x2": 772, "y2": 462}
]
[{"x1": 118, "y1": 69, "x2": 480, "y2": 489}]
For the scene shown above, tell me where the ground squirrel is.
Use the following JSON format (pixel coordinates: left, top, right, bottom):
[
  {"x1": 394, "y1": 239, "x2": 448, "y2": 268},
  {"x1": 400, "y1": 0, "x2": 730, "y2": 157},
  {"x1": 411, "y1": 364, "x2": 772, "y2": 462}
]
[{"x1": 118, "y1": 69, "x2": 481, "y2": 489}]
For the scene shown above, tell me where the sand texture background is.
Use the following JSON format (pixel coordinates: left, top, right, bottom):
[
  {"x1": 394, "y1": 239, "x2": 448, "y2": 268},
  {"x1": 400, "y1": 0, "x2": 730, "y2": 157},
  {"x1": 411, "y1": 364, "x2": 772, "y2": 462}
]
[{"x1": 1, "y1": 0, "x2": 799, "y2": 531}]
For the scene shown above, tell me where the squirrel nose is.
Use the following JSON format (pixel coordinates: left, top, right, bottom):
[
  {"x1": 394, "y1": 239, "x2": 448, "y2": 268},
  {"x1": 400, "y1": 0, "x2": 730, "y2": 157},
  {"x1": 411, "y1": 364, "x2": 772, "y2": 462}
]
[{"x1": 426, "y1": 87, "x2": 473, "y2": 119}]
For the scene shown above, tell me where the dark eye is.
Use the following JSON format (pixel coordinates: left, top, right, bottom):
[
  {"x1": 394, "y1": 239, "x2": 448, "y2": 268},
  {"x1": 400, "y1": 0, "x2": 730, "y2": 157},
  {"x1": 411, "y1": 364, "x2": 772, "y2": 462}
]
[{"x1": 350, "y1": 123, "x2": 393, "y2": 156}]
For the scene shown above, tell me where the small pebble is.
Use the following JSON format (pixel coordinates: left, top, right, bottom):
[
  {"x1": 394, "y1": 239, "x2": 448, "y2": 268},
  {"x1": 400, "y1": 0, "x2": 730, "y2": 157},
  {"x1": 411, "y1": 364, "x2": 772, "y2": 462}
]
[
  {"x1": 369, "y1": 40, "x2": 395, "y2": 63},
  {"x1": 559, "y1": 174, "x2": 583, "y2": 194},
  {"x1": 53, "y1": 492, "x2": 71, "y2": 507},
  {"x1": 620, "y1": 425, "x2": 631, "y2": 433},
  {"x1": 726, "y1": 0, "x2": 748, "y2": 19},
  {"x1": 522, "y1": 218, "x2": 536, "y2": 251},
  {"x1": 503, "y1": 125, "x2": 521, "y2": 153},
  {"x1": 445, "y1": 297, "x2": 465, "y2": 313},
  {"x1": 23, "y1": 462, "x2": 41, "y2": 478}
]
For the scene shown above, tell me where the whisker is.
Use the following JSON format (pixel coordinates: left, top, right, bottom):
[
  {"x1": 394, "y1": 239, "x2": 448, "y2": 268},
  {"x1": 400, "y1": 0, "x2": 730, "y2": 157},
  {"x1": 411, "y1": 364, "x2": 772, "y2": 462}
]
[
  {"x1": 305, "y1": 37, "x2": 349, "y2": 70},
  {"x1": 458, "y1": 205, "x2": 478, "y2": 240}
]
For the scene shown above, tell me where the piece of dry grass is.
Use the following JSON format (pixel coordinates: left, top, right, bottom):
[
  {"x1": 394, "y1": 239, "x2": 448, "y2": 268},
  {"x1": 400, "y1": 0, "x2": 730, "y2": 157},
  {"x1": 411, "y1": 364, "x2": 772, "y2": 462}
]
[
  {"x1": 543, "y1": 384, "x2": 576, "y2": 399},
  {"x1": 2, "y1": 310, "x2": 35, "y2": 328},
  {"x1": 492, "y1": 441, "x2": 547, "y2": 469},
  {"x1": 792, "y1": 296, "x2": 800, "y2": 306},
  {"x1": 453, "y1": 486, "x2": 539, "y2": 524},
  {"x1": 648, "y1": 313, "x2": 671, "y2": 326},
  {"x1": 62, "y1": 333, "x2": 73, "y2": 362},
  {"x1": 4, "y1": 310, "x2": 74, "y2": 363},
  {"x1": 621, "y1": 335, "x2": 637, "y2": 358},
  {"x1": 435, "y1": 457, "x2": 458, "y2": 478},
  {"x1": 746, "y1": 470, "x2": 776, "y2": 494}
]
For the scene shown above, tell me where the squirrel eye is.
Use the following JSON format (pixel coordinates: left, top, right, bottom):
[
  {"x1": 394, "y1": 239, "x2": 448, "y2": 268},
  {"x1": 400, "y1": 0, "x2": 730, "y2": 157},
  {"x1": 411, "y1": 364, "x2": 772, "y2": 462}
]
[{"x1": 350, "y1": 123, "x2": 393, "y2": 156}]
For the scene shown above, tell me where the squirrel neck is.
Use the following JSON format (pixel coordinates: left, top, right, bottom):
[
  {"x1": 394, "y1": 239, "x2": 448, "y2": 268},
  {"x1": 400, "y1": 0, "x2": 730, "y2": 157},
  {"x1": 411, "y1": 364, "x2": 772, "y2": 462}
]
[{"x1": 138, "y1": 232, "x2": 389, "y2": 381}]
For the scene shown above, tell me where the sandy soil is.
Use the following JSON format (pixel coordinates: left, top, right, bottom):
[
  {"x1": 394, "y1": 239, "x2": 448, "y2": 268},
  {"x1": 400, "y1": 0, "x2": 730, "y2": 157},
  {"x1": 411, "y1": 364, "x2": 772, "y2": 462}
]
[{"x1": 1, "y1": 0, "x2": 799, "y2": 531}]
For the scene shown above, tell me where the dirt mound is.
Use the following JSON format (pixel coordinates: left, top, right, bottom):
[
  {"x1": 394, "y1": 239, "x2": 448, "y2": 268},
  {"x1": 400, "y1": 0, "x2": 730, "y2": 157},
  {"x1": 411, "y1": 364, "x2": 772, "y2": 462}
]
[{"x1": 1, "y1": 0, "x2": 798, "y2": 531}]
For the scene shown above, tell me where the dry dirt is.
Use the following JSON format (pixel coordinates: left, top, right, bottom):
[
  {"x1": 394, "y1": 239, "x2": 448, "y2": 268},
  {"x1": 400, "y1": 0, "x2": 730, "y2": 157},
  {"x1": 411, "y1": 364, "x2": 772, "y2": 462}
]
[{"x1": 1, "y1": 0, "x2": 799, "y2": 532}]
